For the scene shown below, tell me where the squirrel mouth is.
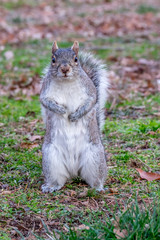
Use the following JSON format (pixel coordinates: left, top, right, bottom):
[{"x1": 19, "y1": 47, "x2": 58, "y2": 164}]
[{"x1": 63, "y1": 74, "x2": 68, "y2": 77}]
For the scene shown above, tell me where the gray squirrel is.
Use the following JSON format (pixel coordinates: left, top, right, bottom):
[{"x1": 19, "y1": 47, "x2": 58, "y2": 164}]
[{"x1": 40, "y1": 41, "x2": 109, "y2": 193}]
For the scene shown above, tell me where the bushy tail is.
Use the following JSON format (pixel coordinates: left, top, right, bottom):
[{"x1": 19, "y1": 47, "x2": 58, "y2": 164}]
[{"x1": 79, "y1": 51, "x2": 109, "y2": 131}]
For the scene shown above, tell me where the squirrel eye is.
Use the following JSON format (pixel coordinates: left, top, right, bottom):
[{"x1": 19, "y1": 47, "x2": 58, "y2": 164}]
[
  {"x1": 52, "y1": 57, "x2": 56, "y2": 63},
  {"x1": 74, "y1": 57, "x2": 78, "y2": 63}
]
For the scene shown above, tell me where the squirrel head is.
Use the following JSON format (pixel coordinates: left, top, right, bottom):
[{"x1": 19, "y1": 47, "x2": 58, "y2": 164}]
[{"x1": 50, "y1": 41, "x2": 80, "y2": 80}]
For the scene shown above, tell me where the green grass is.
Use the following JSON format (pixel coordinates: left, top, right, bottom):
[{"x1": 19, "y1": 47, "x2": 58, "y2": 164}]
[
  {"x1": 0, "y1": 40, "x2": 75, "y2": 85},
  {"x1": 137, "y1": 4, "x2": 159, "y2": 14},
  {"x1": 94, "y1": 40, "x2": 160, "y2": 60},
  {"x1": 0, "y1": 33, "x2": 160, "y2": 240},
  {"x1": 0, "y1": 94, "x2": 159, "y2": 239},
  {"x1": 2, "y1": 0, "x2": 39, "y2": 9},
  {"x1": 1, "y1": 0, "x2": 160, "y2": 238},
  {"x1": 0, "y1": 41, "x2": 49, "y2": 78},
  {"x1": 0, "y1": 97, "x2": 40, "y2": 123},
  {"x1": 60, "y1": 201, "x2": 160, "y2": 240},
  {"x1": 4, "y1": 201, "x2": 159, "y2": 240},
  {"x1": 1, "y1": 39, "x2": 159, "y2": 86}
]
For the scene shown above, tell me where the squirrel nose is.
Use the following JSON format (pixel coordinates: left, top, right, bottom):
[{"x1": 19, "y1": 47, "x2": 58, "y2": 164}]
[{"x1": 61, "y1": 65, "x2": 70, "y2": 74}]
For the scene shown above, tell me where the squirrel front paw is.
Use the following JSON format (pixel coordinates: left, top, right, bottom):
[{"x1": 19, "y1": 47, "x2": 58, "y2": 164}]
[{"x1": 57, "y1": 105, "x2": 67, "y2": 115}]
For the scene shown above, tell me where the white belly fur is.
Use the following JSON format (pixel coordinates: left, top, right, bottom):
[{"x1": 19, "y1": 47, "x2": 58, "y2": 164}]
[
  {"x1": 46, "y1": 80, "x2": 89, "y2": 177},
  {"x1": 47, "y1": 80, "x2": 87, "y2": 113}
]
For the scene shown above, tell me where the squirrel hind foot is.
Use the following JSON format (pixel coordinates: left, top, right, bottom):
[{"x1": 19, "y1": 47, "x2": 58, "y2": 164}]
[
  {"x1": 41, "y1": 183, "x2": 63, "y2": 193},
  {"x1": 95, "y1": 186, "x2": 108, "y2": 193},
  {"x1": 94, "y1": 182, "x2": 108, "y2": 192}
]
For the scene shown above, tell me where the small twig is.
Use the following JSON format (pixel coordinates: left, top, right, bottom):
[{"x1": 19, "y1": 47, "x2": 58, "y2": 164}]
[
  {"x1": 103, "y1": 195, "x2": 117, "y2": 199},
  {"x1": 24, "y1": 183, "x2": 28, "y2": 191},
  {"x1": 91, "y1": 197, "x2": 99, "y2": 209},
  {"x1": 109, "y1": 97, "x2": 117, "y2": 111},
  {"x1": 107, "y1": 200, "x2": 115, "y2": 206},
  {"x1": 136, "y1": 157, "x2": 152, "y2": 171},
  {"x1": 13, "y1": 220, "x2": 29, "y2": 231},
  {"x1": 32, "y1": 221, "x2": 35, "y2": 233},
  {"x1": 108, "y1": 166, "x2": 117, "y2": 169},
  {"x1": 46, "y1": 233, "x2": 56, "y2": 240}
]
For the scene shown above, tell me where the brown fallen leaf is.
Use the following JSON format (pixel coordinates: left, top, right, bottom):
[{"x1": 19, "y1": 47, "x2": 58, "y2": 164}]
[
  {"x1": 109, "y1": 187, "x2": 118, "y2": 193},
  {"x1": 147, "y1": 131, "x2": 156, "y2": 135},
  {"x1": 0, "y1": 190, "x2": 12, "y2": 195},
  {"x1": 136, "y1": 168, "x2": 160, "y2": 181},
  {"x1": 70, "y1": 190, "x2": 77, "y2": 197},
  {"x1": 78, "y1": 188, "x2": 88, "y2": 198},
  {"x1": 72, "y1": 224, "x2": 90, "y2": 231},
  {"x1": 20, "y1": 142, "x2": 39, "y2": 149},
  {"x1": 29, "y1": 135, "x2": 42, "y2": 142},
  {"x1": 29, "y1": 119, "x2": 39, "y2": 128},
  {"x1": 65, "y1": 190, "x2": 77, "y2": 197},
  {"x1": 114, "y1": 228, "x2": 128, "y2": 239}
]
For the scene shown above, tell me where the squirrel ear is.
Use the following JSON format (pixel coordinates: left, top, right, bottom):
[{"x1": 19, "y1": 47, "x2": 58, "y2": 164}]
[
  {"x1": 71, "y1": 41, "x2": 79, "y2": 55},
  {"x1": 52, "y1": 41, "x2": 58, "y2": 54}
]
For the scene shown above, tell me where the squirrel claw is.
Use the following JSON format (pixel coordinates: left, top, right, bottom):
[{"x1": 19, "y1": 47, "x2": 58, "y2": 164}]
[
  {"x1": 59, "y1": 106, "x2": 67, "y2": 114},
  {"x1": 68, "y1": 114, "x2": 77, "y2": 122}
]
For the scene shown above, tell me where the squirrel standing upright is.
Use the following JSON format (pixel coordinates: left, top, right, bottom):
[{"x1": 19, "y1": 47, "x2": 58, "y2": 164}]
[{"x1": 40, "y1": 41, "x2": 109, "y2": 193}]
